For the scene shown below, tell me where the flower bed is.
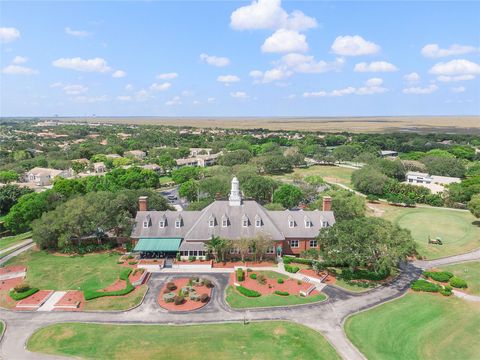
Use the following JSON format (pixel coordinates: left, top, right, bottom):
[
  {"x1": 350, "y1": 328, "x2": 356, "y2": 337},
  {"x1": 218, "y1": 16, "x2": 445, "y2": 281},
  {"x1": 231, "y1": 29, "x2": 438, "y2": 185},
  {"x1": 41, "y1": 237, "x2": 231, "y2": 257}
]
[{"x1": 158, "y1": 277, "x2": 213, "y2": 312}]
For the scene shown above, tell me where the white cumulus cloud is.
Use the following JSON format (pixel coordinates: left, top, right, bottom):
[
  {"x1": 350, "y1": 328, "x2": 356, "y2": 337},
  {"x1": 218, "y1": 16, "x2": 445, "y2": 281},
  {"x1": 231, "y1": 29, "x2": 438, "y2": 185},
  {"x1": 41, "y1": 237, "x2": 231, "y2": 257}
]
[
  {"x1": 52, "y1": 57, "x2": 111, "y2": 72},
  {"x1": 331, "y1": 35, "x2": 380, "y2": 56},
  {"x1": 404, "y1": 72, "x2": 421, "y2": 83},
  {"x1": 280, "y1": 53, "x2": 345, "y2": 73},
  {"x1": 429, "y1": 59, "x2": 480, "y2": 76},
  {"x1": 437, "y1": 74, "x2": 475, "y2": 82},
  {"x1": 421, "y1": 43, "x2": 477, "y2": 58},
  {"x1": 402, "y1": 84, "x2": 438, "y2": 94},
  {"x1": 156, "y1": 72, "x2": 178, "y2": 80},
  {"x1": 217, "y1": 75, "x2": 240, "y2": 84},
  {"x1": 149, "y1": 82, "x2": 172, "y2": 91},
  {"x1": 354, "y1": 61, "x2": 398, "y2": 72},
  {"x1": 261, "y1": 29, "x2": 308, "y2": 53},
  {"x1": 200, "y1": 53, "x2": 230, "y2": 67},
  {"x1": 62, "y1": 84, "x2": 88, "y2": 95},
  {"x1": 451, "y1": 86, "x2": 465, "y2": 93},
  {"x1": 2, "y1": 65, "x2": 38, "y2": 75},
  {"x1": 112, "y1": 70, "x2": 126, "y2": 78},
  {"x1": 165, "y1": 96, "x2": 181, "y2": 106},
  {"x1": 0, "y1": 27, "x2": 20, "y2": 43},
  {"x1": 303, "y1": 78, "x2": 387, "y2": 97},
  {"x1": 12, "y1": 56, "x2": 28, "y2": 64},
  {"x1": 230, "y1": 0, "x2": 317, "y2": 31},
  {"x1": 230, "y1": 91, "x2": 248, "y2": 99},
  {"x1": 65, "y1": 27, "x2": 91, "y2": 38}
]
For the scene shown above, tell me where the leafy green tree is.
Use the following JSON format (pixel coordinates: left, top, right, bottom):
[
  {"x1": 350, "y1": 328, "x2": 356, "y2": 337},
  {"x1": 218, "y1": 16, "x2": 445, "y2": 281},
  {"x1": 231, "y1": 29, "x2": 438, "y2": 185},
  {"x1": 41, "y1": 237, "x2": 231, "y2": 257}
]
[
  {"x1": 71, "y1": 161, "x2": 87, "y2": 174},
  {"x1": 328, "y1": 190, "x2": 366, "y2": 221},
  {"x1": 352, "y1": 166, "x2": 389, "y2": 195},
  {"x1": 318, "y1": 217, "x2": 416, "y2": 273},
  {"x1": 0, "y1": 185, "x2": 33, "y2": 215},
  {"x1": 0, "y1": 171, "x2": 19, "y2": 184},
  {"x1": 171, "y1": 166, "x2": 201, "y2": 184},
  {"x1": 4, "y1": 190, "x2": 64, "y2": 234},
  {"x1": 421, "y1": 156, "x2": 466, "y2": 177},
  {"x1": 468, "y1": 194, "x2": 480, "y2": 218},
  {"x1": 263, "y1": 203, "x2": 285, "y2": 210},
  {"x1": 449, "y1": 145, "x2": 476, "y2": 160},
  {"x1": 156, "y1": 153, "x2": 176, "y2": 173},
  {"x1": 332, "y1": 144, "x2": 362, "y2": 162},
  {"x1": 260, "y1": 155, "x2": 293, "y2": 174},
  {"x1": 242, "y1": 175, "x2": 278, "y2": 203},
  {"x1": 53, "y1": 178, "x2": 86, "y2": 198},
  {"x1": 218, "y1": 150, "x2": 252, "y2": 166},
  {"x1": 206, "y1": 236, "x2": 228, "y2": 262},
  {"x1": 369, "y1": 159, "x2": 406, "y2": 180},
  {"x1": 272, "y1": 184, "x2": 304, "y2": 209},
  {"x1": 179, "y1": 179, "x2": 199, "y2": 202},
  {"x1": 198, "y1": 176, "x2": 230, "y2": 199}
]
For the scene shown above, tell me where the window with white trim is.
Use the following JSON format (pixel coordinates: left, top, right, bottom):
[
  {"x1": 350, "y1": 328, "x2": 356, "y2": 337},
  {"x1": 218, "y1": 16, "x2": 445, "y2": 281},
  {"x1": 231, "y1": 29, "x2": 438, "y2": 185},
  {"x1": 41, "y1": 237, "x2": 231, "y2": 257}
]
[
  {"x1": 159, "y1": 220, "x2": 165, "y2": 228},
  {"x1": 322, "y1": 221, "x2": 328, "y2": 228},
  {"x1": 255, "y1": 219, "x2": 261, "y2": 227},
  {"x1": 143, "y1": 221, "x2": 149, "y2": 228},
  {"x1": 309, "y1": 240, "x2": 318, "y2": 247},
  {"x1": 175, "y1": 220, "x2": 181, "y2": 228},
  {"x1": 266, "y1": 246, "x2": 275, "y2": 254},
  {"x1": 222, "y1": 219, "x2": 228, "y2": 227},
  {"x1": 230, "y1": 247, "x2": 240, "y2": 255},
  {"x1": 242, "y1": 219, "x2": 248, "y2": 227},
  {"x1": 290, "y1": 240, "x2": 299, "y2": 248},
  {"x1": 305, "y1": 220, "x2": 312, "y2": 228},
  {"x1": 289, "y1": 220, "x2": 295, "y2": 228},
  {"x1": 209, "y1": 219, "x2": 215, "y2": 227}
]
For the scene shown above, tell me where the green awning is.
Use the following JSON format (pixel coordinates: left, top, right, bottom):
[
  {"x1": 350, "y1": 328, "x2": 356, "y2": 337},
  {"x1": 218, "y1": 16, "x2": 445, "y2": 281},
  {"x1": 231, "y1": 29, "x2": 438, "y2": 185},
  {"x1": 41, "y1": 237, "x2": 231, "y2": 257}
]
[{"x1": 134, "y1": 238, "x2": 181, "y2": 252}]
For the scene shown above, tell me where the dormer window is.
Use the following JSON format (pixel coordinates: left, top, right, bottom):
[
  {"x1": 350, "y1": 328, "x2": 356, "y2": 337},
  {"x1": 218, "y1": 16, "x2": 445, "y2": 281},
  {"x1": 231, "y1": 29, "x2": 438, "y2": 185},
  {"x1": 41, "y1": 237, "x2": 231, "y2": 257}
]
[
  {"x1": 143, "y1": 215, "x2": 151, "y2": 228},
  {"x1": 304, "y1": 217, "x2": 312, "y2": 228},
  {"x1": 255, "y1": 215, "x2": 262, "y2": 227},
  {"x1": 175, "y1": 220, "x2": 181, "y2": 228},
  {"x1": 288, "y1": 216, "x2": 295, "y2": 228},
  {"x1": 221, "y1": 214, "x2": 228, "y2": 227},
  {"x1": 159, "y1": 220, "x2": 165, "y2": 228},
  {"x1": 208, "y1": 215, "x2": 215, "y2": 228},
  {"x1": 143, "y1": 221, "x2": 149, "y2": 228},
  {"x1": 322, "y1": 220, "x2": 328, "y2": 228},
  {"x1": 242, "y1": 214, "x2": 249, "y2": 227}
]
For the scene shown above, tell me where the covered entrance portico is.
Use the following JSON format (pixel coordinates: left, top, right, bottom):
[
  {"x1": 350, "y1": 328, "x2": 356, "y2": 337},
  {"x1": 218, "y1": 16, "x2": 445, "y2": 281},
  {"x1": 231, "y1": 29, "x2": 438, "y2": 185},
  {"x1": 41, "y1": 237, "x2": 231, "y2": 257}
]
[{"x1": 133, "y1": 238, "x2": 181, "y2": 259}]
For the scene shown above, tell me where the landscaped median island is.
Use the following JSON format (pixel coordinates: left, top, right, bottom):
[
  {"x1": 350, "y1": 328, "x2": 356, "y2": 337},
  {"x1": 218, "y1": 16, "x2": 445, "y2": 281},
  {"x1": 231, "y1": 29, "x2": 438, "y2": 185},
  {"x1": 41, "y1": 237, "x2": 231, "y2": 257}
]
[
  {"x1": 410, "y1": 270, "x2": 469, "y2": 297},
  {"x1": 438, "y1": 261, "x2": 480, "y2": 295},
  {"x1": 226, "y1": 269, "x2": 326, "y2": 308},
  {"x1": 158, "y1": 277, "x2": 213, "y2": 311},
  {"x1": 345, "y1": 293, "x2": 480, "y2": 360},
  {"x1": 0, "y1": 248, "x2": 149, "y2": 311},
  {"x1": 27, "y1": 321, "x2": 341, "y2": 360}
]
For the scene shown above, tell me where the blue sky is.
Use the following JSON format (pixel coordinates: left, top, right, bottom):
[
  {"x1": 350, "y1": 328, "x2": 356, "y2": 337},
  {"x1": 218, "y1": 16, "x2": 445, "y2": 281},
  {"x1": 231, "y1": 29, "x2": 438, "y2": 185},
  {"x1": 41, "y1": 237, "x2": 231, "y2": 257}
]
[{"x1": 1, "y1": 0, "x2": 479, "y2": 117}]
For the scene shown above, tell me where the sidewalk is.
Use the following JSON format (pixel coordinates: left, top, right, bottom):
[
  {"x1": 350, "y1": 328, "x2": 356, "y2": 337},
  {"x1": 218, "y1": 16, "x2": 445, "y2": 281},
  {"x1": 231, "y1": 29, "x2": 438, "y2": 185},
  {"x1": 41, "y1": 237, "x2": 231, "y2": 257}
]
[{"x1": 0, "y1": 239, "x2": 33, "y2": 256}]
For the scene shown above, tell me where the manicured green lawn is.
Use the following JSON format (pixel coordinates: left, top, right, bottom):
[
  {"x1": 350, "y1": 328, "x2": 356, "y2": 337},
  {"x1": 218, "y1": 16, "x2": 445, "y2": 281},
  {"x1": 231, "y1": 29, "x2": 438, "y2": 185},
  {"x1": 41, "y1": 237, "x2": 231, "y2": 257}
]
[
  {"x1": 275, "y1": 165, "x2": 355, "y2": 187},
  {"x1": 27, "y1": 321, "x2": 340, "y2": 360},
  {"x1": 83, "y1": 285, "x2": 147, "y2": 311},
  {"x1": 159, "y1": 176, "x2": 173, "y2": 185},
  {"x1": 226, "y1": 285, "x2": 326, "y2": 308},
  {"x1": 0, "y1": 231, "x2": 32, "y2": 251},
  {"x1": 439, "y1": 261, "x2": 480, "y2": 295},
  {"x1": 5, "y1": 249, "x2": 123, "y2": 291},
  {"x1": 345, "y1": 293, "x2": 480, "y2": 360},
  {"x1": 377, "y1": 204, "x2": 480, "y2": 259}
]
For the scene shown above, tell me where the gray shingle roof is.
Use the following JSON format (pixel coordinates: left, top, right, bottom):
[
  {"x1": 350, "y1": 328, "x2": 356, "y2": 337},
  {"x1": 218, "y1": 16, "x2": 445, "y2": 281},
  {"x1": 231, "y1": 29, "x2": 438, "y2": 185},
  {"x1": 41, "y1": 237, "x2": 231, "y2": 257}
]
[{"x1": 131, "y1": 200, "x2": 335, "y2": 242}]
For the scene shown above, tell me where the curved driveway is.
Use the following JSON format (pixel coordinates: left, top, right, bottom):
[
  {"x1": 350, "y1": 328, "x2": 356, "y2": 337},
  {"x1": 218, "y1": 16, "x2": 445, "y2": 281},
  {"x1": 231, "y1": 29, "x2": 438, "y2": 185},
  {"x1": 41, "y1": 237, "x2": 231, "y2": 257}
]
[{"x1": 1, "y1": 248, "x2": 479, "y2": 360}]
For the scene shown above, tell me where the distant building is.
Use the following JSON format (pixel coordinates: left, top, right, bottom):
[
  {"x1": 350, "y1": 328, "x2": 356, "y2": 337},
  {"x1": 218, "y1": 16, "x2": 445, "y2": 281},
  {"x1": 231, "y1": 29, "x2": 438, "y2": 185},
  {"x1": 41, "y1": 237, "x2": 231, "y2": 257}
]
[
  {"x1": 380, "y1": 150, "x2": 398, "y2": 157},
  {"x1": 175, "y1": 153, "x2": 220, "y2": 168},
  {"x1": 189, "y1": 148, "x2": 212, "y2": 156},
  {"x1": 125, "y1": 150, "x2": 147, "y2": 159},
  {"x1": 141, "y1": 164, "x2": 162, "y2": 173},
  {"x1": 405, "y1": 171, "x2": 461, "y2": 194},
  {"x1": 24, "y1": 167, "x2": 70, "y2": 186}
]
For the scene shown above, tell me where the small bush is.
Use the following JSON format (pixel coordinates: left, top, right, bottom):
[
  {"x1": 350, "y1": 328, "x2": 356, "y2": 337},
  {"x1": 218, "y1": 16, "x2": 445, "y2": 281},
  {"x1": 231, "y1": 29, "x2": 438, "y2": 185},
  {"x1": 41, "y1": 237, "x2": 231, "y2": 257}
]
[
  {"x1": 274, "y1": 290, "x2": 289, "y2": 296},
  {"x1": 166, "y1": 282, "x2": 177, "y2": 291},
  {"x1": 203, "y1": 279, "x2": 214, "y2": 288},
  {"x1": 257, "y1": 274, "x2": 267, "y2": 285},
  {"x1": 277, "y1": 278, "x2": 284, "y2": 284},
  {"x1": 285, "y1": 264, "x2": 299, "y2": 273},
  {"x1": 236, "y1": 285, "x2": 261, "y2": 297},
  {"x1": 117, "y1": 261, "x2": 124, "y2": 264},
  {"x1": 14, "y1": 282, "x2": 31, "y2": 293},
  {"x1": 249, "y1": 273, "x2": 257, "y2": 280},
  {"x1": 440, "y1": 285, "x2": 453, "y2": 296},
  {"x1": 84, "y1": 281, "x2": 134, "y2": 300},
  {"x1": 449, "y1": 276, "x2": 468, "y2": 289},
  {"x1": 423, "y1": 271, "x2": 453, "y2": 283},
  {"x1": 246, "y1": 268, "x2": 252, "y2": 272},
  {"x1": 174, "y1": 295, "x2": 185, "y2": 305},
  {"x1": 127, "y1": 255, "x2": 134, "y2": 260},
  {"x1": 411, "y1": 279, "x2": 441, "y2": 293},
  {"x1": 200, "y1": 293, "x2": 209, "y2": 303},
  {"x1": 236, "y1": 268, "x2": 245, "y2": 282},
  {"x1": 128, "y1": 261, "x2": 138, "y2": 265},
  {"x1": 9, "y1": 287, "x2": 39, "y2": 301}
]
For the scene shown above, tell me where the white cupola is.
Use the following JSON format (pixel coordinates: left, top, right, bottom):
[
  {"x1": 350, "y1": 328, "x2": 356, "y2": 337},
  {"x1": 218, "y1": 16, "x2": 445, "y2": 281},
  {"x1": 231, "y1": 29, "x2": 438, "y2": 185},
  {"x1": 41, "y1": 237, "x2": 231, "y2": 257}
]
[{"x1": 229, "y1": 176, "x2": 242, "y2": 206}]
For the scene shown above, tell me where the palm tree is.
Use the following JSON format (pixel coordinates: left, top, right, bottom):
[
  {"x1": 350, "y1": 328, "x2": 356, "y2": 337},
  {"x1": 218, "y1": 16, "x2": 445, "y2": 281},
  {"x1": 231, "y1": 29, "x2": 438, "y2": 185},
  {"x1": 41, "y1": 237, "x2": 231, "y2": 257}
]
[{"x1": 207, "y1": 236, "x2": 227, "y2": 262}]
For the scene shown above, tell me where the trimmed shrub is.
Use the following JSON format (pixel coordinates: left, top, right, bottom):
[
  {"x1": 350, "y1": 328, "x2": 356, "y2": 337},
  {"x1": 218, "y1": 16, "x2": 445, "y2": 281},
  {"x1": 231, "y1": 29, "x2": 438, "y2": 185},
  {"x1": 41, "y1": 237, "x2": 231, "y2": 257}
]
[
  {"x1": 277, "y1": 278, "x2": 284, "y2": 284},
  {"x1": 283, "y1": 256, "x2": 313, "y2": 266},
  {"x1": 249, "y1": 273, "x2": 257, "y2": 280},
  {"x1": 128, "y1": 261, "x2": 138, "y2": 265},
  {"x1": 13, "y1": 282, "x2": 31, "y2": 293},
  {"x1": 236, "y1": 268, "x2": 245, "y2": 282},
  {"x1": 274, "y1": 290, "x2": 289, "y2": 296},
  {"x1": 163, "y1": 292, "x2": 175, "y2": 303},
  {"x1": 174, "y1": 295, "x2": 185, "y2": 305},
  {"x1": 236, "y1": 285, "x2": 261, "y2": 297},
  {"x1": 132, "y1": 268, "x2": 144, "y2": 276},
  {"x1": 84, "y1": 281, "x2": 135, "y2": 300},
  {"x1": 449, "y1": 276, "x2": 468, "y2": 289},
  {"x1": 423, "y1": 271, "x2": 453, "y2": 283},
  {"x1": 9, "y1": 287, "x2": 39, "y2": 301},
  {"x1": 246, "y1": 268, "x2": 252, "y2": 272},
  {"x1": 285, "y1": 264, "x2": 299, "y2": 273},
  {"x1": 166, "y1": 282, "x2": 177, "y2": 291},
  {"x1": 189, "y1": 292, "x2": 201, "y2": 301},
  {"x1": 341, "y1": 268, "x2": 389, "y2": 281},
  {"x1": 440, "y1": 285, "x2": 453, "y2": 296},
  {"x1": 119, "y1": 268, "x2": 133, "y2": 281},
  {"x1": 200, "y1": 293, "x2": 209, "y2": 303},
  {"x1": 411, "y1": 279, "x2": 441, "y2": 293}
]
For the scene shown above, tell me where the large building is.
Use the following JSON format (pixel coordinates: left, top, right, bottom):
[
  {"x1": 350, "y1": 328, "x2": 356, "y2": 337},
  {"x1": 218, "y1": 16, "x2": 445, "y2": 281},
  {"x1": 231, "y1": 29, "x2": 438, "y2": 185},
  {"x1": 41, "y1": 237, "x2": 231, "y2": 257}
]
[{"x1": 131, "y1": 177, "x2": 335, "y2": 259}]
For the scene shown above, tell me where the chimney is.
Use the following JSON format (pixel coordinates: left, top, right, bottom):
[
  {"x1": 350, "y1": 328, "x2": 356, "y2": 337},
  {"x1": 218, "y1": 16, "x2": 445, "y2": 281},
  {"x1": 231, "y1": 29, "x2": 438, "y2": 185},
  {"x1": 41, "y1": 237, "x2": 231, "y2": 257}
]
[
  {"x1": 139, "y1": 196, "x2": 148, "y2": 211},
  {"x1": 322, "y1": 196, "x2": 332, "y2": 212}
]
